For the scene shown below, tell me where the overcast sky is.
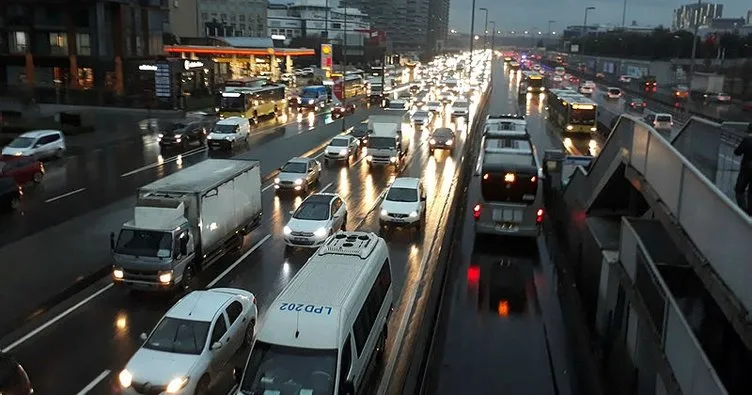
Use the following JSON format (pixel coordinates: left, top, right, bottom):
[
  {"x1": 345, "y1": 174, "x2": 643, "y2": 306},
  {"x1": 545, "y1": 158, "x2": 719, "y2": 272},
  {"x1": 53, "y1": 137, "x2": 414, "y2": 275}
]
[{"x1": 448, "y1": 0, "x2": 750, "y2": 32}]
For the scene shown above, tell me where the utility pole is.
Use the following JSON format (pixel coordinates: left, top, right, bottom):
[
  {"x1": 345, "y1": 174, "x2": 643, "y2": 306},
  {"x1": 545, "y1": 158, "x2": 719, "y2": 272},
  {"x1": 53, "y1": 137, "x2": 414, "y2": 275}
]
[
  {"x1": 489, "y1": 21, "x2": 496, "y2": 52},
  {"x1": 687, "y1": 0, "x2": 702, "y2": 101},
  {"x1": 324, "y1": 0, "x2": 329, "y2": 41},
  {"x1": 621, "y1": 0, "x2": 627, "y2": 28},
  {"x1": 479, "y1": 7, "x2": 489, "y2": 50},
  {"x1": 468, "y1": 0, "x2": 476, "y2": 79},
  {"x1": 582, "y1": 7, "x2": 595, "y2": 56}
]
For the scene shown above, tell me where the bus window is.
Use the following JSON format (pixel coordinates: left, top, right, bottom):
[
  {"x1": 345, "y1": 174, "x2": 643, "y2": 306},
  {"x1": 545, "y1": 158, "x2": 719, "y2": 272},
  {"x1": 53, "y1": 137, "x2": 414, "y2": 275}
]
[
  {"x1": 480, "y1": 155, "x2": 538, "y2": 204},
  {"x1": 220, "y1": 94, "x2": 247, "y2": 113},
  {"x1": 570, "y1": 106, "x2": 596, "y2": 125}
]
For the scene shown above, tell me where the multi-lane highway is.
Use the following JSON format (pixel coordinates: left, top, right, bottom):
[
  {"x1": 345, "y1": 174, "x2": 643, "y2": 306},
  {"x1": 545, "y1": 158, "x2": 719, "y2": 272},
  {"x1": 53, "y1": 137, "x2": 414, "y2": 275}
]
[
  {"x1": 432, "y1": 60, "x2": 575, "y2": 394},
  {"x1": 0, "y1": 67, "x2": 486, "y2": 394}
]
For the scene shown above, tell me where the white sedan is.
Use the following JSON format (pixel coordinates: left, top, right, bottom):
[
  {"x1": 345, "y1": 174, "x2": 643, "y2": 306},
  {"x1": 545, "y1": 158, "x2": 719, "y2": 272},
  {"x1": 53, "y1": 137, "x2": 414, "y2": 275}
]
[
  {"x1": 283, "y1": 193, "x2": 347, "y2": 249},
  {"x1": 119, "y1": 288, "x2": 258, "y2": 395}
]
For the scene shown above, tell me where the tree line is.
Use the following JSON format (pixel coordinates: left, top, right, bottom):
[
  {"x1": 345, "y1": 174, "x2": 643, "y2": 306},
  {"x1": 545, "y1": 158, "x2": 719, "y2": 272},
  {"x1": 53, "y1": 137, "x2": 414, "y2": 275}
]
[{"x1": 565, "y1": 28, "x2": 752, "y2": 60}]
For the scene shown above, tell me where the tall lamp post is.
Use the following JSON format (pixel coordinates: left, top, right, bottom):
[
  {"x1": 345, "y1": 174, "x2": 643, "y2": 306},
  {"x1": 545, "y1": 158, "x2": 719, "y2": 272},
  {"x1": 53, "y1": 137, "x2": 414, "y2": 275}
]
[
  {"x1": 621, "y1": 0, "x2": 627, "y2": 28},
  {"x1": 687, "y1": 0, "x2": 702, "y2": 104},
  {"x1": 479, "y1": 7, "x2": 489, "y2": 50},
  {"x1": 581, "y1": 6, "x2": 595, "y2": 56},
  {"x1": 488, "y1": 21, "x2": 496, "y2": 52},
  {"x1": 341, "y1": 2, "x2": 348, "y2": 132},
  {"x1": 468, "y1": 0, "x2": 476, "y2": 79},
  {"x1": 548, "y1": 20, "x2": 556, "y2": 37}
]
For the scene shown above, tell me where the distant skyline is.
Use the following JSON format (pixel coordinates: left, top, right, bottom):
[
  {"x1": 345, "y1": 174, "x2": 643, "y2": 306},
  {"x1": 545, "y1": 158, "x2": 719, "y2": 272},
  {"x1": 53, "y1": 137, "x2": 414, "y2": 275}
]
[{"x1": 448, "y1": 0, "x2": 750, "y2": 33}]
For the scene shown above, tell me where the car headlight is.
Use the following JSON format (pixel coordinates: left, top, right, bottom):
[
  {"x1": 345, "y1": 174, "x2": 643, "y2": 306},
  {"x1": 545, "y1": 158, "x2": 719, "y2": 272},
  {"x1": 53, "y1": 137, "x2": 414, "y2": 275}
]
[
  {"x1": 409, "y1": 211, "x2": 419, "y2": 218},
  {"x1": 294, "y1": 178, "x2": 303, "y2": 185},
  {"x1": 381, "y1": 209, "x2": 389, "y2": 216},
  {"x1": 366, "y1": 155, "x2": 373, "y2": 161},
  {"x1": 174, "y1": 134, "x2": 182, "y2": 139},
  {"x1": 166, "y1": 376, "x2": 190, "y2": 393},
  {"x1": 113, "y1": 268, "x2": 124, "y2": 279},
  {"x1": 119, "y1": 369, "x2": 133, "y2": 388},
  {"x1": 429, "y1": 138, "x2": 436, "y2": 144},
  {"x1": 314, "y1": 227, "x2": 328, "y2": 238},
  {"x1": 390, "y1": 156, "x2": 397, "y2": 163},
  {"x1": 339, "y1": 148, "x2": 348, "y2": 155},
  {"x1": 591, "y1": 127, "x2": 597, "y2": 132},
  {"x1": 283, "y1": 225, "x2": 292, "y2": 235},
  {"x1": 308, "y1": 99, "x2": 314, "y2": 104},
  {"x1": 527, "y1": 87, "x2": 533, "y2": 91},
  {"x1": 225, "y1": 136, "x2": 233, "y2": 141},
  {"x1": 157, "y1": 133, "x2": 164, "y2": 139},
  {"x1": 566, "y1": 125, "x2": 574, "y2": 131},
  {"x1": 158, "y1": 271, "x2": 172, "y2": 284},
  {"x1": 274, "y1": 177, "x2": 281, "y2": 184},
  {"x1": 446, "y1": 139, "x2": 453, "y2": 145}
]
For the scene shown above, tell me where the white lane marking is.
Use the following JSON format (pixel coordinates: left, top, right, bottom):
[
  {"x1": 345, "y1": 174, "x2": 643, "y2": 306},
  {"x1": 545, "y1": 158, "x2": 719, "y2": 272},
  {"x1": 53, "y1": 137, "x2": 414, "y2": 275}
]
[
  {"x1": 351, "y1": 155, "x2": 365, "y2": 166},
  {"x1": 262, "y1": 183, "x2": 275, "y2": 192},
  {"x1": 207, "y1": 234, "x2": 272, "y2": 288},
  {"x1": 76, "y1": 369, "x2": 111, "y2": 395},
  {"x1": 318, "y1": 182, "x2": 334, "y2": 193},
  {"x1": 120, "y1": 146, "x2": 206, "y2": 177},
  {"x1": 1, "y1": 283, "x2": 114, "y2": 353},
  {"x1": 44, "y1": 187, "x2": 86, "y2": 203},
  {"x1": 314, "y1": 152, "x2": 324, "y2": 159}
]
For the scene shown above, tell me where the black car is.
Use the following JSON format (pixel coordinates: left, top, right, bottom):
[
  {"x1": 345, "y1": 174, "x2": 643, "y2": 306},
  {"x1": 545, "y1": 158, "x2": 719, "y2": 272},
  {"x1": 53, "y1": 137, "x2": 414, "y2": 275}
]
[
  {"x1": 158, "y1": 120, "x2": 209, "y2": 149},
  {"x1": 0, "y1": 353, "x2": 32, "y2": 394},
  {"x1": 429, "y1": 127, "x2": 456, "y2": 154},
  {"x1": 350, "y1": 123, "x2": 372, "y2": 147},
  {"x1": 332, "y1": 103, "x2": 356, "y2": 119},
  {"x1": 0, "y1": 176, "x2": 21, "y2": 212}
]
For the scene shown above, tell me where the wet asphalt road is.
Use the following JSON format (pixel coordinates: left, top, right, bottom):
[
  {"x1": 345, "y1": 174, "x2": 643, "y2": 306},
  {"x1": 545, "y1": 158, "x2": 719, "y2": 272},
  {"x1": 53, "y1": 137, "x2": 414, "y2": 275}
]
[
  {"x1": 434, "y1": 61, "x2": 575, "y2": 394},
  {"x1": 0, "y1": 80, "x2": 482, "y2": 394},
  {"x1": 0, "y1": 106, "x2": 383, "y2": 338}
]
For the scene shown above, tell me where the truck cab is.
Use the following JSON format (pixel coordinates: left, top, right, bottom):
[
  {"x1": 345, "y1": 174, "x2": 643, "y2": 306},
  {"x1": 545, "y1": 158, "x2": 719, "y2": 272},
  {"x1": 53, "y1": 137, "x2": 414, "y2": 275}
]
[{"x1": 365, "y1": 112, "x2": 411, "y2": 169}]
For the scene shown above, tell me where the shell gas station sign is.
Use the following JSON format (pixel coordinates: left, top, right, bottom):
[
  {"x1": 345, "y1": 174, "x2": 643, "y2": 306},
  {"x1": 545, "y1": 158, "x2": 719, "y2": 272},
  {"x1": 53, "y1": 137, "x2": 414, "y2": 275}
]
[{"x1": 321, "y1": 44, "x2": 333, "y2": 77}]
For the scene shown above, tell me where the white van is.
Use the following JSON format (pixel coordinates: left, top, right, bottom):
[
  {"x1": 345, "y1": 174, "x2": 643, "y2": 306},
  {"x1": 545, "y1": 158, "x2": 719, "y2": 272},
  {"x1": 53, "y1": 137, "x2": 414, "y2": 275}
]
[
  {"x1": 207, "y1": 117, "x2": 250, "y2": 150},
  {"x1": 235, "y1": 231, "x2": 394, "y2": 395},
  {"x1": 2, "y1": 129, "x2": 66, "y2": 159}
]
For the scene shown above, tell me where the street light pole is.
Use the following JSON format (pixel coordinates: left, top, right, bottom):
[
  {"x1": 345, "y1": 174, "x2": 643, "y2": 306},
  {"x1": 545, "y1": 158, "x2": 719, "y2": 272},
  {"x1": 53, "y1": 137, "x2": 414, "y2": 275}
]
[
  {"x1": 468, "y1": 0, "x2": 476, "y2": 79},
  {"x1": 687, "y1": 0, "x2": 702, "y2": 100},
  {"x1": 489, "y1": 21, "x2": 496, "y2": 52},
  {"x1": 548, "y1": 20, "x2": 556, "y2": 38},
  {"x1": 341, "y1": 2, "x2": 348, "y2": 132},
  {"x1": 479, "y1": 7, "x2": 489, "y2": 50},
  {"x1": 621, "y1": 0, "x2": 627, "y2": 28},
  {"x1": 324, "y1": 0, "x2": 329, "y2": 41},
  {"x1": 582, "y1": 6, "x2": 595, "y2": 56}
]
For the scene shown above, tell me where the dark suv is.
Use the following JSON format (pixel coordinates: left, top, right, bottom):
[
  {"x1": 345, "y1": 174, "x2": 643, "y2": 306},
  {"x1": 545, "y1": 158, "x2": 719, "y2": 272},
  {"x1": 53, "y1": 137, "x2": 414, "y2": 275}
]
[
  {"x1": 0, "y1": 353, "x2": 32, "y2": 394},
  {"x1": 158, "y1": 120, "x2": 210, "y2": 150}
]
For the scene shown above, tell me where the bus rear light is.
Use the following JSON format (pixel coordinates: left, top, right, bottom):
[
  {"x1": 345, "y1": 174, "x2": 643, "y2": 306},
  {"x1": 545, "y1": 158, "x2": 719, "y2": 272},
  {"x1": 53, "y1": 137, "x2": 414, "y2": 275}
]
[
  {"x1": 467, "y1": 265, "x2": 480, "y2": 284},
  {"x1": 473, "y1": 204, "x2": 482, "y2": 220},
  {"x1": 504, "y1": 173, "x2": 515, "y2": 183},
  {"x1": 536, "y1": 208, "x2": 544, "y2": 223},
  {"x1": 483, "y1": 173, "x2": 489, "y2": 180}
]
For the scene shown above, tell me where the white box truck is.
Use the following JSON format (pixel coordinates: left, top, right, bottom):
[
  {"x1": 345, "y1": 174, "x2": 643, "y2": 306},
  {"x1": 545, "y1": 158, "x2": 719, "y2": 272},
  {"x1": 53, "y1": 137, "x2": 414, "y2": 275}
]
[
  {"x1": 365, "y1": 111, "x2": 412, "y2": 169},
  {"x1": 110, "y1": 159, "x2": 263, "y2": 292}
]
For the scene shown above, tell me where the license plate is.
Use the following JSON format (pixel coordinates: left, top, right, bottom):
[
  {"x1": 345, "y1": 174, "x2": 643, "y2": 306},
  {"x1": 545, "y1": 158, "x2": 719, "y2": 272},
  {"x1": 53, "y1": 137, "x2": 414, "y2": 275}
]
[
  {"x1": 293, "y1": 237, "x2": 308, "y2": 242},
  {"x1": 495, "y1": 224, "x2": 518, "y2": 232},
  {"x1": 492, "y1": 208, "x2": 522, "y2": 223}
]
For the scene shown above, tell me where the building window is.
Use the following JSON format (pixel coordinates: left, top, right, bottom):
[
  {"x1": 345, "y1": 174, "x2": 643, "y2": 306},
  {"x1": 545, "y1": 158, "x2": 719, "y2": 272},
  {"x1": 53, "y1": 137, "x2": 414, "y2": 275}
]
[
  {"x1": 49, "y1": 32, "x2": 68, "y2": 55},
  {"x1": 77, "y1": 67, "x2": 94, "y2": 89},
  {"x1": 239, "y1": 15, "x2": 245, "y2": 22},
  {"x1": 332, "y1": 23, "x2": 342, "y2": 29},
  {"x1": 9, "y1": 31, "x2": 29, "y2": 53},
  {"x1": 220, "y1": 13, "x2": 227, "y2": 21},
  {"x1": 76, "y1": 33, "x2": 91, "y2": 56}
]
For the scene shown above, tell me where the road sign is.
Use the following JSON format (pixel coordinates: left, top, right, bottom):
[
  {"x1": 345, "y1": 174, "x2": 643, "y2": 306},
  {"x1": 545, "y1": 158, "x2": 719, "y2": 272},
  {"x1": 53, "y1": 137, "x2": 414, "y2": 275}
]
[{"x1": 333, "y1": 81, "x2": 344, "y2": 101}]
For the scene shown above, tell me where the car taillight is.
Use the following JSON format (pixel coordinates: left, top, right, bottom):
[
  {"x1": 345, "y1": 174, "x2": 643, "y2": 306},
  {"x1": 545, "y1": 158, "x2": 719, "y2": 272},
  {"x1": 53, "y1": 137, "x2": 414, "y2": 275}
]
[
  {"x1": 473, "y1": 204, "x2": 481, "y2": 220},
  {"x1": 536, "y1": 208, "x2": 544, "y2": 223}
]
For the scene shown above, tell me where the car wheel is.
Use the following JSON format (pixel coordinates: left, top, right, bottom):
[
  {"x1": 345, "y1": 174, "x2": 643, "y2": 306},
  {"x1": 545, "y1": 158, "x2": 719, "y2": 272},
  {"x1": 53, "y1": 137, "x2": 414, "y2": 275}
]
[
  {"x1": 243, "y1": 319, "x2": 256, "y2": 347},
  {"x1": 342, "y1": 214, "x2": 348, "y2": 231},
  {"x1": 10, "y1": 196, "x2": 21, "y2": 210},
  {"x1": 195, "y1": 375, "x2": 210, "y2": 395},
  {"x1": 181, "y1": 266, "x2": 195, "y2": 292},
  {"x1": 55, "y1": 148, "x2": 64, "y2": 159},
  {"x1": 32, "y1": 172, "x2": 44, "y2": 183}
]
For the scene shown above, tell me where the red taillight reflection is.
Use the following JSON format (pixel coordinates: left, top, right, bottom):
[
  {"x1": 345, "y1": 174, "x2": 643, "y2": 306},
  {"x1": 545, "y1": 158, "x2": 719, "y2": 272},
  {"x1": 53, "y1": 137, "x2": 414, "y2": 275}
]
[
  {"x1": 467, "y1": 265, "x2": 480, "y2": 284},
  {"x1": 472, "y1": 204, "x2": 481, "y2": 220},
  {"x1": 536, "y1": 208, "x2": 544, "y2": 223}
]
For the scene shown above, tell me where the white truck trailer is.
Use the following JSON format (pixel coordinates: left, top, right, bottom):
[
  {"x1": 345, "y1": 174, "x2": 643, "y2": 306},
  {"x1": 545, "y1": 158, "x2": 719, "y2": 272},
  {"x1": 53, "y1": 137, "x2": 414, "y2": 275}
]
[{"x1": 111, "y1": 159, "x2": 263, "y2": 291}]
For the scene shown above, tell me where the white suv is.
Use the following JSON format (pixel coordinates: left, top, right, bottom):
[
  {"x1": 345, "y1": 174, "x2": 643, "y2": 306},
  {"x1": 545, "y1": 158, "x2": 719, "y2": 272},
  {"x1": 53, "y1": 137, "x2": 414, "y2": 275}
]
[
  {"x1": 379, "y1": 177, "x2": 427, "y2": 231},
  {"x1": 119, "y1": 288, "x2": 258, "y2": 395}
]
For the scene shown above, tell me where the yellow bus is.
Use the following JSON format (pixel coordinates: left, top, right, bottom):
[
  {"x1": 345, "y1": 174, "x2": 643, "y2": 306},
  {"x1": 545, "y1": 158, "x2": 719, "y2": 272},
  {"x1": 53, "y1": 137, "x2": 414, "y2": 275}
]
[
  {"x1": 547, "y1": 89, "x2": 598, "y2": 134},
  {"x1": 219, "y1": 85, "x2": 287, "y2": 122}
]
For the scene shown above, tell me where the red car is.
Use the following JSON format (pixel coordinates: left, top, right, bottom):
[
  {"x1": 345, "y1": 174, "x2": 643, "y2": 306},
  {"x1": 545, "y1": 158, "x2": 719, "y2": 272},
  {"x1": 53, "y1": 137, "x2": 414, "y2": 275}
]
[
  {"x1": 0, "y1": 156, "x2": 44, "y2": 185},
  {"x1": 332, "y1": 103, "x2": 356, "y2": 119}
]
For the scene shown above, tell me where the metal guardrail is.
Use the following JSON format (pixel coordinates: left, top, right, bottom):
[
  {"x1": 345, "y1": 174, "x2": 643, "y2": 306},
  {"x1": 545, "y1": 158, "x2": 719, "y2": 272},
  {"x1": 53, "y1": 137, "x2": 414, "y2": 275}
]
[
  {"x1": 565, "y1": 113, "x2": 752, "y2": 322},
  {"x1": 620, "y1": 218, "x2": 728, "y2": 395}
]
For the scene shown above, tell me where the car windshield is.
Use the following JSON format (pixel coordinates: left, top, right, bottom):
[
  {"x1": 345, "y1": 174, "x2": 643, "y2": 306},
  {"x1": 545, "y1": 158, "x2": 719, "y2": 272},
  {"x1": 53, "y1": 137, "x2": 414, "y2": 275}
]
[
  {"x1": 281, "y1": 162, "x2": 307, "y2": 173},
  {"x1": 386, "y1": 187, "x2": 418, "y2": 202},
  {"x1": 293, "y1": 202, "x2": 330, "y2": 221},
  {"x1": 351, "y1": 127, "x2": 369, "y2": 137},
  {"x1": 220, "y1": 96, "x2": 245, "y2": 112},
  {"x1": 7, "y1": 137, "x2": 35, "y2": 148},
  {"x1": 608, "y1": 89, "x2": 620, "y2": 94},
  {"x1": 213, "y1": 124, "x2": 238, "y2": 134},
  {"x1": 454, "y1": 102, "x2": 469, "y2": 108},
  {"x1": 368, "y1": 136, "x2": 397, "y2": 149},
  {"x1": 427, "y1": 102, "x2": 441, "y2": 107},
  {"x1": 656, "y1": 115, "x2": 672, "y2": 122},
  {"x1": 239, "y1": 341, "x2": 337, "y2": 395},
  {"x1": 143, "y1": 317, "x2": 210, "y2": 355},
  {"x1": 301, "y1": 89, "x2": 320, "y2": 98},
  {"x1": 413, "y1": 111, "x2": 429, "y2": 118},
  {"x1": 388, "y1": 102, "x2": 405, "y2": 109},
  {"x1": 329, "y1": 139, "x2": 348, "y2": 147},
  {"x1": 170, "y1": 123, "x2": 188, "y2": 131},
  {"x1": 432, "y1": 129, "x2": 453, "y2": 138},
  {"x1": 114, "y1": 229, "x2": 173, "y2": 257}
]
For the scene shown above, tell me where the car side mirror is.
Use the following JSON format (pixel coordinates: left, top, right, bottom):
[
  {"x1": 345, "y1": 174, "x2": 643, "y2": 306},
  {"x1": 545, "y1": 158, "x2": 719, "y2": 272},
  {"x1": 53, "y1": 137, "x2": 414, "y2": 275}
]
[
  {"x1": 340, "y1": 380, "x2": 355, "y2": 395},
  {"x1": 139, "y1": 332, "x2": 148, "y2": 341},
  {"x1": 110, "y1": 232, "x2": 116, "y2": 250},
  {"x1": 233, "y1": 366, "x2": 244, "y2": 383},
  {"x1": 289, "y1": 210, "x2": 295, "y2": 216},
  {"x1": 211, "y1": 341, "x2": 223, "y2": 350}
]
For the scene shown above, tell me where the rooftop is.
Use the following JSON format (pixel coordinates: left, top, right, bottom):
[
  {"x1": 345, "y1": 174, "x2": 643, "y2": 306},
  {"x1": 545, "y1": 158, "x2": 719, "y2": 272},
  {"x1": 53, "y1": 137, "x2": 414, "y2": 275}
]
[{"x1": 166, "y1": 290, "x2": 233, "y2": 322}]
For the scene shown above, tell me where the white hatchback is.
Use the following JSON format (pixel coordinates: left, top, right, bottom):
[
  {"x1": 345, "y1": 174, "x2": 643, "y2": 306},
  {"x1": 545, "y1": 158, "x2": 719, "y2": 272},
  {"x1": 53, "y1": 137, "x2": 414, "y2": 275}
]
[
  {"x1": 283, "y1": 193, "x2": 348, "y2": 248},
  {"x1": 2, "y1": 130, "x2": 66, "y2": 159},
  {"x1": 119, "y1": 288, "x2": 258, "y2": 395}
]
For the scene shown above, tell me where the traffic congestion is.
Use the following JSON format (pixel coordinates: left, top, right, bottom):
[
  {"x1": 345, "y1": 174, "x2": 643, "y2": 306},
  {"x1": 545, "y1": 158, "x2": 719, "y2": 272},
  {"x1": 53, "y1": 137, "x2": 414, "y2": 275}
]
[{"x1": 0, "y1": 50, "x2": 497, "y2": 395}]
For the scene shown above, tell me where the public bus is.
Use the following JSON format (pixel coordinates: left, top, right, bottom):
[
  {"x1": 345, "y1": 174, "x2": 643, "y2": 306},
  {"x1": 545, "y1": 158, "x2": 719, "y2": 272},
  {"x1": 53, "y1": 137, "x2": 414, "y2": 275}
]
[
  {"x1": 218, "y1": 84, "x2": 287, "y2": 121},
  {"x1": 518, "y1": 71, "x2": 545, "y2": 95},
  {"x1": 547, "y1": 89, "x2": 598, "y2": 134},
  {"x1": 335, "y1": 74, "x2": 366, "y2": 99},
  {"x1": 472, "y1": 115, "x2": 544, "y2": 238},
  {"x1": 222, "y1": 77, "x2": 269, "y2": 90}
]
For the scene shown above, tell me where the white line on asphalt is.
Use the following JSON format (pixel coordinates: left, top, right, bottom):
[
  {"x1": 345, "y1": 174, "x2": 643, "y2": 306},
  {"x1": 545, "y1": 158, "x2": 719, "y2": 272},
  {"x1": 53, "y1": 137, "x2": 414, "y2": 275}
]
[
  {"x1": 44, "y1": 187, "x2": 86, "y2": 203},
  {"x1": 314, "y1": 152, "x2": 324, "y2": 159},
  {"x1": 351, "y1": 155, "x2": 365, "y2": 166},
  {"x1": 207, "y1": 234, "x2": 272, "y2": 288},
  {"x1": 1, "y1": 283, "x2": 114, "y2": 353},
  {"x1": 262, "y1": 183, "x2": 275, "y2": 192},
  {"x1": 318, "y1": 182, "x2": 334, "y2": 193},
  {"x1": 76, "y1": 369, "x2": 111, "y2": 395},
  {"x1": 120, "y1": 146, "x2": 206, "y2": 177}
]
